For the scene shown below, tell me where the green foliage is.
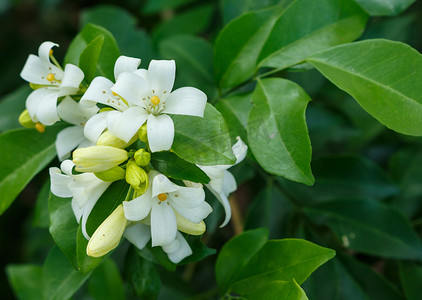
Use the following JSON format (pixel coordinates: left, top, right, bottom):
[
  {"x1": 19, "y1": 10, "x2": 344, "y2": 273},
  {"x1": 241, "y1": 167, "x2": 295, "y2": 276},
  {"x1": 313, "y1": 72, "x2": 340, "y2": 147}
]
[
  {"x1": 88, "y1": 259, "x2": 125, "y2": 300},
  {"x1": 354, "y1": 0, "x2": 416, "y2": 16},
  {"x1": 0, "y1": 85, "x2": 30, "y2": 132},
  {"x1": 6, "y1": 265, "x2": 43, "y2": 300}
]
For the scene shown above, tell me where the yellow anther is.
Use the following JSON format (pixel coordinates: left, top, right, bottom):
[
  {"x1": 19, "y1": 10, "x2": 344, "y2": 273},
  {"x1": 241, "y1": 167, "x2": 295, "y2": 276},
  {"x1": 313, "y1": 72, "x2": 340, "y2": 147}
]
[
  {"x1": 46, "y1": 73, "x2": 55, "y2": 82},
  {"x1": 158, "y1": 193, "x2": 167, "y2": 201},
  {"x1": 151, "y1": 95, "x2": 160, "y2": 105},
  {"x1": 35, "y1": 123, "x2": 45, "y2": 133},
  {"x1": 112, "y1": 91, "x2": 118, "y2": 96},
  {"x1": 49, "y1": 49, "x2": 53, "y2": 56}
]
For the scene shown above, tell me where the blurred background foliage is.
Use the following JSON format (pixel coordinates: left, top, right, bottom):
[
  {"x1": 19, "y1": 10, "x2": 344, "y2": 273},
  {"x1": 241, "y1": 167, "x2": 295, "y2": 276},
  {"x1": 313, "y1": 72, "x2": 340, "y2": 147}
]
[{"x1": 2, "y1": 0, "x2": 422, "y2": 299}]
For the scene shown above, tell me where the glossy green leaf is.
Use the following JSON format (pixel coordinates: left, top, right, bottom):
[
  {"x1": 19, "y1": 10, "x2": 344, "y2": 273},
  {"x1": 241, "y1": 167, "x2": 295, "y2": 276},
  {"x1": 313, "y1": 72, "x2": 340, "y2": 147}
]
[
  {"x1": 64, "y1": 23, "x2": 120, "y2": 81},
  {"x1": 76, "y1": 224, "x2": 104, "y2": 274},
  {"x1": 88, "y1": 258, "x2": 125, "y2": 300},
  {"x1": 124, "y1": 246, "x2": 161, "y2": 300},
  {"x1": 33, "y1": 179, "x2": 50, "y2": 228},
  {"x1": 42, "y1": 247, "x2": 90, "y2": 300},
  {"x1": 159, "y1": 34, "x2": 217, "y2": 99},
  {"x1": 354, "y1": 0, "x2": 415, "y2": 16},
  {"x1": 304, "y1": 198, "x2": 422, "y2": 260},
  {"x1": 150, "y1": 152, "x2": 210, "y2": 184},
  {"x1": 247, "y1": 280, "x2": 309, "y2": 300},
  {"x1": 172, "y1": 103, "x2": 235, "y2": 165},
  {"x1": 0, "y1": 125, "x2": 65, "y2": 215},
  {"x1": 181, "y1": 236, "x2": 216, "y2": 265},
  {"x1": 143, "y1": 0, "x2": 197, "y2": 14},
  {"x1": 281, "y1": 155, "x2": 399, "y2": 205},
  {"x1": 216, "y1": 92, "x2": 252, "y2": 143},
  {"x1": 247, "y1": 78, "x2": 314, "y2": 185},
  {"x1": 216, "y1": 228, "x2": 269, "y2": 293},
  {"x1": 0, "y1": 85, "x2": 30, "y2": 132},
  {"x1": 48, "y1": 193, "x2": 78, "y2": 268},
  {"x1": 308, "y1": 39, "x2": 422, "y2": 136},
  {"x1": 232, "y1": 239, "x2": 335, "y2": 294},
  {"x1": 79, "y1": 35, "x2": 104, "y2": 83},
  {"x1": 6, "y1": 264, "x2": 43, "y2": 300},
  {"x1": 398, "y1": 261, "x2": 422, "y2": 300}
]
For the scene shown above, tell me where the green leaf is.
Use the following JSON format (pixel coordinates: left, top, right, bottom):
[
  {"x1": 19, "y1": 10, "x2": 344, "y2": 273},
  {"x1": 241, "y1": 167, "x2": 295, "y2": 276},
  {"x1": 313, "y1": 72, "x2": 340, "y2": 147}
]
[
  {"x1": 42, "y1": 247, "x2": 90, "y2": 300},
  {"x1": 88, "y1": 258, "x2": 125, "y2": 300},
  {"x1": 231, "y1": 239, "x2": 336, "y2": 294},
  {"x1": 247, "y1": 78, "x2": 314, "y2": 185},
  {"x1": 0, "y1": 125, "x2": 65, "y2": 215},
  {"x1": 180, "y1": 236, "x2": 216, "y2": 264},
  {"x1": 172, "y1": 103, "x2": 235, "y2": 165},
  {"x1": 48, "y1": 193, "x2": 78, "y2": 268},
  {"x1": 150, "y1": 152, "x2": 210, "y2": 184},
  {"x1": 304, "y1": 198, "x2": 422, "y2": 260},
  {"x1": 0, "y1": 85, "x2": 30, "y2": 132},
  {"x1": 6, "y1": 264, "x2": 43, "y2": 300},
  {"x1": 216, "y1": 92, "x2": 252, "y2": 143},
  {"x1": 64, "y1": 23, "x2": 120, "y2": 81},
  {"x1": 76, "y1": 224, "x2": 104, "y2": 274},
  {"x1": 398, "y1": 261, "x2": 422, "y2": 300},
  {"x1": 124, "y1": 246, "x2": 161, "y2": 300},
  {"x1": 33, "y1": 179, "x2": 50, "y2": 228},
  {"x1": 247, "y1": 280, "x2": 309, "y2": 300},
  {"x1": 79, "y1": 35, "x2": 104, "y2": 83},
  {"x1": 143, "y1": 0, "x2": 198, "y2": 14},
  {"x1": 159, "y1": 34, "x2": 217, "y2": 99},
  {"x1": 308, "y1": 39, "x2": 422, "y2": 136},
  {"x1": 216, "y1": 228, "x2": 269, "y2": 293},
  {"x1": 354, "y1": 0, "x2": 415, "y2": 16}
]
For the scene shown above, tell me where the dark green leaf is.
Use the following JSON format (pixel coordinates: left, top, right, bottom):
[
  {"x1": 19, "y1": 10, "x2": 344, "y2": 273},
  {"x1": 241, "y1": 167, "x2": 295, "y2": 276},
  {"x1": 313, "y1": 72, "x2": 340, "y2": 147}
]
[
  {"x1": 6, "y1": 264, "x2": 43, "y2": 300},
  {"x1": 354, "y1": 0, "x2": 415, "y2": 16},
  {"x1": 180, "y1": 236, "x2": 216, "y2": 265},
  {"x1": 398, "y1": 261, "x2": 422, "y2": 300},
  {"x1": 0, "y1": 125, "x2": 65, "y2": 215},
  {"x1": 33, "y1": 179, "x2": 50, "y2": 228},
  {"x1": 76, "y1": 224, "x2": 104, "y2": 274},
  {"x1": 143, "y1": 0, "x2": 198, "y2": 14},
  {"x1": 172, "y1": 103, "x2": 235, "y2": 165},
  {"x1": 247, "y1": 280, "x2": 309, "y2": 300},
  {"x1": 216, "y1": 228, "x2": 269, "y2": 293},
  {"x1": 79, "y1": 35, "x2": 104, "y2": 83},
  {"x1": 42, "y1": 247, "x2": 90, "y2": 300},
  {"x1": 151, "y1": 152, "x2": 210, "y2": 184},
  {"x1": 0, "y1": 85, "x2": 30, "y2": 132},
  {"x1": 304, "y1": 198, "x2": 422, "y2": 260},
  {"x1": 247, "y1": 78, "x2": 314, "y2": 185},
  {"x1": 308, "y1": 39, "x2": 422, "y2": 136},
  {"x1": 88, "y1": 258, "x2": 125, "y2": 300}
]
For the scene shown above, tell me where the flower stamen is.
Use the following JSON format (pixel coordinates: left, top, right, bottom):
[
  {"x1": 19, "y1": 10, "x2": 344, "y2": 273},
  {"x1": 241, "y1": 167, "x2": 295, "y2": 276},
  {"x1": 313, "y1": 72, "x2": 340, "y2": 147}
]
[
  {"x1": 158, "y1": 193, "x2": 167, "y2": 201},
  {"x1": 35, "y1": 122, "x2": 45, "y2": 133},
  {"x1": 151, "y1": 95, "x2": 160, "y2": 106},
  {"x1": 46, "y1": 73, "x2": 55, "y2": 82}
]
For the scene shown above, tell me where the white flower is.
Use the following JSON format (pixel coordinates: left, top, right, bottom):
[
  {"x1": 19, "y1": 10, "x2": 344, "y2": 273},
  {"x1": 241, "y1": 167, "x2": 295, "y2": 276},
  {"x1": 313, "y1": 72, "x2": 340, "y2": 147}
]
[
  {"x1": 49, "y1": 160, "x2": 111, "y2": 239},
  {"x1": 199, "y1": 137, "x2": 248, "y2": 227},
  {"x1": 55, "y1": 97, "x2": 98, "y2": 161},
  {"x1": 81, "y1": 56, "x2": 207, "y2": 152},
  {"x1": 20, "y1": 41, "x2": 84, "y2": 125},
  {"x1": 123, "y1": 171, "x2": 212, "y2": 247}
]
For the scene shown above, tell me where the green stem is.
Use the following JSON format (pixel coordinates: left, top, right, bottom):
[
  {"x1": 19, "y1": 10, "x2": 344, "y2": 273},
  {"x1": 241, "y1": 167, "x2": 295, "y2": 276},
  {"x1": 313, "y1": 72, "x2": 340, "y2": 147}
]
[{"x1": 50, "y1": 54, "x2": 63, "y2": 71}]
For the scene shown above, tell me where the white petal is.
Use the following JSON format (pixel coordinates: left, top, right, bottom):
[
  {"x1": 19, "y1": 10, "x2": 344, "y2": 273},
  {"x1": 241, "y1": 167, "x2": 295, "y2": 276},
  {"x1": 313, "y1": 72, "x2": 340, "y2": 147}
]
[
  {"x1": 59, "y1": 64, "x2": 84, "y2": 96},
  {"x1": 112, "y1": 72, "x2": 149, "y2": 106},
  {"x1": 134, "y1": 68, "x2": 148, "y2": 81},
  {"x1": 123, "y1": 190, "x2": 153, "y2": 221},
  {"x1": 169, "y1": 186, "x2": 205, "y2": 207},
  {"x1": 163, "y1": 232, "x2": 192, "y2": 263},
  {"x1": 72, "y1": 199, "x2": 84, "y2": 222},
  {"x1": 208, "y1": 187, "x2": 231, "y2": 227},
  {"x1": 49, "y1": 167, "x2": 72, "y2": 197},
  {"x1": 152, "y1": 174, "x2": 177, "y2": 197},
  {"x1": 60, "y1": 160, "x2": 75, "y2": 175},
  {"x1": 151, "y1": 200, "x2": 177, "y2": 246},
  {"x1": 84, "y1": 111, "x2": 108, "y2": 143},
  {"x1": 56, "y1": 126, "x2": 85, "y2": 161},
  {"x1": 147, "y1": 114, "x2": 174, "y2": 152},
  {"x1": 170, "y1": 199, "x2": 212, "y2": 223},
  {"x1": 200, "y1": 166, "x2": 225, "y2": 193},
  {"x1": 124, "y1": 223, "x2": 151, "y2": 250},
  {"x1": 20, "y1": 55, "x2": 50, "y2": 85},
  {"x1": 107, "y1": 107, "x2": 148, "y2": 143},
  {"x1": 58, "y1": 97, "x2": 95, "y2": 125},
  {"x1": 147, "y1": 60, "x2": 175, "y2": 98},
  {"x1": 232, "y1": 137, "x2": 248, "y2": 165},
  {"x1": 222, "y1": 170, "x2": 237, "y2": 195},
  {"x1": 164, "y1": 87, "x2": 206, "y2": 117},
  {"x1": 162, "y1": 236, "x2": 180, "y2": 253},
  {"x1": 26, "y1": 88, "x2": 60, "y2": 125},
  {"x1": 38, "y1": 41, "x2": 58, "y2": 67},
  {"x1": 114, "y1": 56, "x2": 141, "y2": 81}
]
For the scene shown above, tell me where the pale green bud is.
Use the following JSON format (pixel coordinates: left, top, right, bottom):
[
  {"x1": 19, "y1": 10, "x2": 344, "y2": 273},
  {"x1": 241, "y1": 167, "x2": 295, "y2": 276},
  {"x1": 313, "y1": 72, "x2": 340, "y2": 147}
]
[
  {"x1": 175, "y1": 211, "x2": 206, "y2": 235},
  {"x1": 18, "y1": 110, "x2": 36, "y2": 128},
  {"x1": 73, "y1": 146, "x2": 128, "y2": 173},
  {"x1": 94, "y1": 166, "x2": 125, "y2": 182},
  {"x1": 97, "y1": 130, "x2": 138, "y2": 149},
  {"x1": 138, "y1": 123, "x2": 148, "y2": 143},
  {"x1": 134, "y1": 149, "x2": 151, "y2": 167},
  {"x1": 87, "y1": 204, "x2": 127, "y2": 257},
  {"x1": 125, "y1": 160, "x2": 148, "y2": 192}
]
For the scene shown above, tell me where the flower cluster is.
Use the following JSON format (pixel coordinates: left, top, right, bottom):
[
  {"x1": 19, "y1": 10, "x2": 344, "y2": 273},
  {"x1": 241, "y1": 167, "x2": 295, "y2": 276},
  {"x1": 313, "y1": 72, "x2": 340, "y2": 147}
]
[{"x1": 20, "y1": 42, "x2": 247, "y2": 263}]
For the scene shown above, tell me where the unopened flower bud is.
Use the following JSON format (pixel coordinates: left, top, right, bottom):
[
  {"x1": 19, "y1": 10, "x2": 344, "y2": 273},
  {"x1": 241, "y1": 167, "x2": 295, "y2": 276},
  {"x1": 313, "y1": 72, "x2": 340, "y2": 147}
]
[
  {"x1": 18, "y1": 110, "x2": 36, "y2": 128},
  {"x1": 134, "y1": 149, "x2": 151, "y2": 167},
  {"x1": 175, "y1": 211, "x2": 206, "y2": 235},
  {"x1": 138, "y1": 123, "x2": 148, "y2": 143},
  {"x1": 87, "y1": 204, "x2": 127, "y2": 257},
  {"x1": 94, "y1": 166, "x2": 125, "y2": 182},
  {"x1": 125, "y1": 160, "x2": 148, "y2": 192},
  {"x1": 73, "y1": 146, "x2": 128, "y2": 173},
  {"x1": 97, "y1": 130, "x2": 138, "y2": 149}
]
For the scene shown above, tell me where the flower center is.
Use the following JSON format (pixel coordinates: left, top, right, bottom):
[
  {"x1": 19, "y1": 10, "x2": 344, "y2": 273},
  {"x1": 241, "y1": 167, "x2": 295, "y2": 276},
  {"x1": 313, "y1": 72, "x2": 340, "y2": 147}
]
[
  {"x1": 157, "y1": 193, "x2": 167, "y2": 201},
  {"x1": 46, "y1": 73, "x2": 55, "y2": 82},
  {"x1": 35, "y1": 122, "x2": 45, "y2": 133},
  {"x1": 150, "y1": 95, "x2": 160, "y2": 106}
]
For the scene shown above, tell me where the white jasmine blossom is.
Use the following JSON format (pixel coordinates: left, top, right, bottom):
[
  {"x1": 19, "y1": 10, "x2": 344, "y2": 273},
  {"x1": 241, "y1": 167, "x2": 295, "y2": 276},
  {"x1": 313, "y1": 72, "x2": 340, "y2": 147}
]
[{"x1": 20, "y1": 41, "x2": 84, "y2": 125}]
